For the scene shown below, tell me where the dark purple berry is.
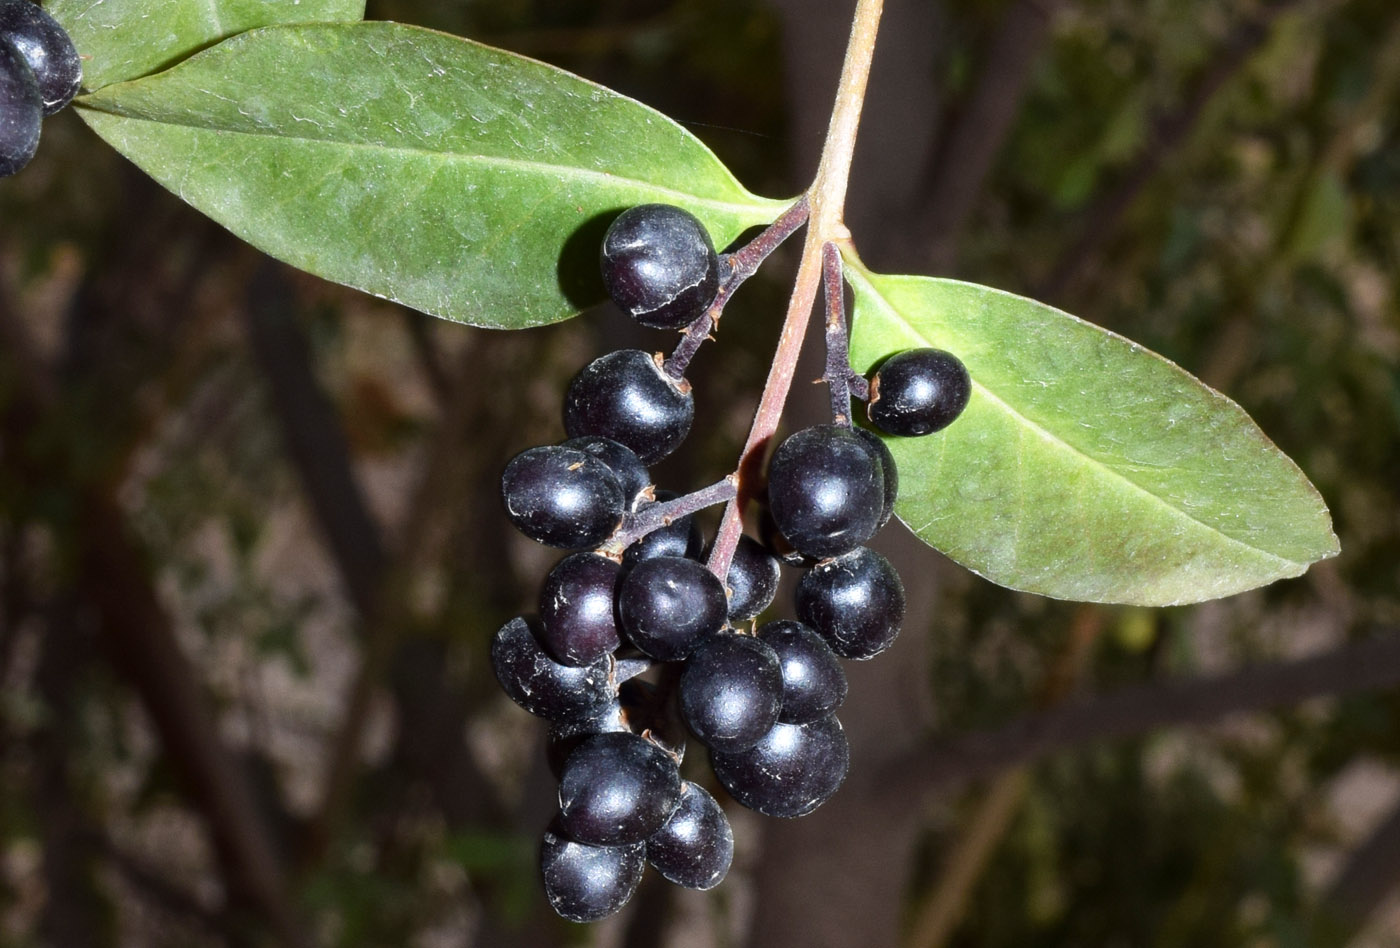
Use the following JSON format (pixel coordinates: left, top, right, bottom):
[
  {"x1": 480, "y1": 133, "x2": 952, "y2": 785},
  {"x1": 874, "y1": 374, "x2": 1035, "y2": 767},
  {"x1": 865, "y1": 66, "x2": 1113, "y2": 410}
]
[
  {"x1": 795, "y1": 547, "x2": 906, "y2": 660},
  {"x1": 852, "y1": 426, "x2": 898, "y2": 530},
  {"x1": 558, "y1": 732, "x2": 682, "y2": 846},
  {"x1": 547, "y1": 700, "x2": 630, "y2": 779},
  {"x1": 0, "y1": 0, "x2": 80, "y2": 115},
  {"x1": 617, "y1": 555, "x2": 727, "y2": 661},
  {"x1": 541, "y1": 817, "x2": 644, "y2": 923},
  {"x1": 538, "y1": 552, "x2": 623, "y2": 667},
  {"x1": 501, "y1": 444, "x2": 624, "y2": 550},
  {"x1": 0, "y1": 38, "x2": 40, "y2": 177},
  {"x1": 679, "y1": 632, "x2": 783, "y2": 752},
  {"x1": 622, "y1": 490, "x2": 703, "y2": 569},
  {"x1": 645, "y1": 781, "x2": 734, "y2": 890},
  {"x1": 490, "y1": 616, "x2": 615, "y2": 723},
  {"x1": 722, "y1": 534, "x2": 781, "y2": 622},
  {"x1": 600, "y1": 204, "x2": 721, "y2": 330},
  {"x1": 767, "y1": 424, "x2": 885, "y2": 559},
  {"x1": 563, "y1": 349, "x2": 694, "y2": 465},
  {"x1": 867, "y1": 348, "x2": 971, "y2": 437},
  {"x1": 562, "y1": 435, "x2": 652, "y2": 510},
  {"x1": 756, "y1": 619, "x2": 847, "y2": 724},
  {"x1": 711, "y1": 714, "x2": 849, "y2": 818}
]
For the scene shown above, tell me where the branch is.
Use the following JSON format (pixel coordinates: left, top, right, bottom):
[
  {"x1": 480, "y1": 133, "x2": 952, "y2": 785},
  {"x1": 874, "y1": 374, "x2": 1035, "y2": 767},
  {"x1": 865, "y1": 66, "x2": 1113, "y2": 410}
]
[
  {"x1": 1037, "y1": 0, "x2": 1308, "y2": 300},
  {"x1": 874, "y1": 633, "x2": 1400, "y2": 807},
  {"x1": 1315, "y1": 797, "x2": 1400, "y2": 944}
]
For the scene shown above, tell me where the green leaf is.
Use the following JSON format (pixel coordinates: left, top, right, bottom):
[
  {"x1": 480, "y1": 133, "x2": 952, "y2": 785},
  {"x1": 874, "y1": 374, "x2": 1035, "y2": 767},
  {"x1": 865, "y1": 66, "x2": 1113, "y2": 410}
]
[
  {"x1": 844, "y1": 258, "x2": 1338, "y2": 606},
  {"x1": 47, "y1": 0, "x2": 366, "y2": 91},
  {"x1": 74, "y1": 22, "x2": 786, "y2": 328}
]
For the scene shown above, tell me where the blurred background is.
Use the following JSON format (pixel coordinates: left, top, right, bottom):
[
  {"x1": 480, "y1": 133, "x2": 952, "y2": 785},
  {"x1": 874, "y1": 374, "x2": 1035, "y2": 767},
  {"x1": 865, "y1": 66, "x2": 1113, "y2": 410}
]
[{"x1": 2, "y1": 0, "x2": 1399, "y2": 945}]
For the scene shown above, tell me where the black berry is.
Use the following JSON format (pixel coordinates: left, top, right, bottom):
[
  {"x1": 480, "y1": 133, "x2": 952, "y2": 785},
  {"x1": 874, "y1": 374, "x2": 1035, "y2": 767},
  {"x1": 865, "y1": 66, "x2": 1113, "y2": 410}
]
[
  {"x1": 617, "y1": 555, "x2": 727, "y2": 661},
  {"x1": 645, "y1": 781, "x2": 734, "y2": 890},
  {"x1": 564, "y1": 349, "x2": 694, "y2": 464},
  {"x1": 767, "y1": 424, "x2": 886, "y2": 559},
  {"x1": 723, "y1": 534, "x2": 782, "y2": 622},
  {"x1": 537, "y1": 552, "x2": 623, "y2": 667},
  {"x1": 622, "y1": 490, "x2": 703, "y2": 569},
  {"x1": 601, "y1": 204, "x2": 721, "y2": 330},
  {"x1": 540, "y1": 818, "x2": 645, "y2": 923},
  {"x1": 562, "y1": 435, "x2": 652, "y2": 510},
  {"x1": 547, "y1": 700, "x2": 630, "y2": 779},
  {"x1": 756, "y1": 619, "x2": 847, "y2": 724},
  {"x1": 852, "y1": 426, "x2": 899, "y2": 530},
  {"x1": 558, "y1": 731, "x2": 682, "y2": 846},
  {"x1": 501, "y1": 444, "x2": 624, "y2": 550},
  {"x1": 711, "y1": 714, "x2": 849, "y2": 818},
  {"x1": 867, "y1": 348, "x2": 972, "y2": 437},
  {"x1": 795, "y1": 547, "x2": 906, "y2": 660},
  {"x1": 0, "y1": 0, "x2": 80, "y2": 115},
  {"x1": 679, "y1": 632, "x2": 783, "y2": 752},
  {"x1": 490, "y1": 616, "x2": 616, "y2": 723},
  {"x1": 0, "y1": 37, "x2": 40, "y2": 177}
]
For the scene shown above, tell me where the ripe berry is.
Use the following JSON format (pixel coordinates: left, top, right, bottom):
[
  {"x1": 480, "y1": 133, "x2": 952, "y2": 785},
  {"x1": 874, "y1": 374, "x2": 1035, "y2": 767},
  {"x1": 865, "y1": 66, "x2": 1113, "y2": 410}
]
[
  {"x1": 563, "y1": 435, "x2": 651, "y2": 511},
  {"x1": 622, "y1": 490, "x2": 703, "y2": 569},
  {"x1": 600, "y1": 204, "x2": 721, "y2": 330},
  {"x1": 756, "y1": 619, "x2": 847, "y2": 724},
  {"x1": 0, "y1": 0, "x2": 80, "y2": 115},
  {"x1": 564, "y1": 349, "x2": 694, "y2": 464},
  {"x1": 538, "y1": 552, "x2": 623, "y2": 667},
  {"x1": 546, "y1": 700, "x2": 630, "y2": 780},
  {"x1": 795, "y1": 547, "x2": 906, "y2": 660},
  {"x1": 0, "y1": 38, "x2": 40, "y2": 177},
  {"x1": 540, "y1": 818, "x2": 645, "y2": 923},
  {"x1": 617, "y1": 555, "x2": 727, "y2": 661},
  {"x1": 767, "y1": 424, "x2": 886, "y2": 559},
  {"x1": 867, "y1": 348, "x2": 972, "y2": 437},
  {"x1": 645, "y1": 781, "x2": 734, "y2": 890},
  {"x1": 723, "y1": 534, "x2": 781, "y2": 622},
  {"x1": 711, "y1": 714, "x2": 849, "y2": 818},
  {"x1": 852, "y1": 426, "x2": 899, "y2": 530},
  {"x1": 558, "y1": 732, "x2": 682, "y2": 846},
  {"x1": 490, "y1": 616, "x2": 616, "y2": 723},
  {"x1": 501, "y1": 444, "x2": 624, "y2": 550},
  {"x1": 679, "y1": 632, "x2": 783, "y2": 752}
]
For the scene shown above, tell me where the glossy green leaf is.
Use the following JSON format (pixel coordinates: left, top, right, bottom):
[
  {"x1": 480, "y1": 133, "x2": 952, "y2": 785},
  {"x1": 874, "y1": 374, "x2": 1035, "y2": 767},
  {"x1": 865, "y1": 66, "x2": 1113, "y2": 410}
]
[
  {"x1": 73, "y1": 22, "x2": 786, "y2": 328},
  {"x1": 47, "y1": 0, "x2": 366, "y2": 91},
  {"x1": 844, "y1": 257, "x2": 1338, "y2": 606}
]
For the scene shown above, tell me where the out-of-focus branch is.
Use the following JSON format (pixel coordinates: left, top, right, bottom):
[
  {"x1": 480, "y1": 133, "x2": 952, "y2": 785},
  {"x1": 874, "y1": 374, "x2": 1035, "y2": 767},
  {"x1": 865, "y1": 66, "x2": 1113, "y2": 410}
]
[
  {"x1": 1314, "y1": 798, "x2": 1400, "y2": 944},
  {"x1": 912, "y1": 0, "x2": 1064, "y2": 272},
  {"x1": 875, "y1": 632, "x2": 1400, "y2": 807},
  {"x1": 1037, "y1": 0, "x2": 1309, "y2": 300}
]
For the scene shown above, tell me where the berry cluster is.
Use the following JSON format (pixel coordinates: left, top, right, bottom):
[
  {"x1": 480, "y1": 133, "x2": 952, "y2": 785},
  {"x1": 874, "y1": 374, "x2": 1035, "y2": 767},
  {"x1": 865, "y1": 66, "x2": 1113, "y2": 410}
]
[
  {"x1": 492, "y1": 203, "x2": 970, "y2": 922},
  {"x1": 0, "y1": 0, "x2": 80, "y2": 177}
]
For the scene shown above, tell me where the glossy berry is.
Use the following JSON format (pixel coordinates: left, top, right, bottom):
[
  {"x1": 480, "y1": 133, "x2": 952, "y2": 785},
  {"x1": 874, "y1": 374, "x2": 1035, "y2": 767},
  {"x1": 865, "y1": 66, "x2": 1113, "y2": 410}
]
[
  {"x1": 558, "y1": 732, "x2": 682, "y2": 846},
  {"x1": 601, "y1": 204, "x2": 721, "y2": 330},
  {"x1": 756, "y1": 619, "x2": 847, "y2": 724},
  {"x1": 547, "y1": 699, "x2": 630, "y2": 780},
  {"x1": 563, "y1": 435, "x2": 651, "y2": 510},
  {"x1": 711, "y1": 714, "x2": 849, "y2": 818},
  {"x1": 617, "y1": 555, "x2": 727, "y2": 661},
  {"x1": 679, "y1": 632, "x2": 783, "y2": 752},
  {"x1": 622, "y1": 491, "x2": 703, "y2": 569},
  {"x1": 564, "y1": 349, "x2": 694, "y2": 464},
  {"x1": 852, "y1": 426, "x2": 899, "y2": 530},
  {"x1": 0, "y1": 0, "x2": 80, "y2": 115},
  {"x1": 541, "y1": 818, "x2": 645, "y2": 923},
  {"x1": 501, "y1": 445, "x2": 624, "y2": 550},
  {"x1": 538, "y1": 552, "x2": 623, "y2": 667},
  {"x1": 0, "y1": 38, "x2": 40, "y2": 177},
  {"x1": 867, "y1": 348, "x2": 971, "y2": 437},
  {"x1": 767, "y1": 424, "x2": 886, "y2": 559},
  {"x1": 795, "y1": 547, "x2": 906, "y2": 660},
  {"x1": 646, "y1": 781, "x2": 734, "y2": 890},
  {"x1": 490, "y1": 616, "x2": 616, "y2": 723},
  {"x1": 723, "y1": 534, "x2": 782, "y2": 622}
]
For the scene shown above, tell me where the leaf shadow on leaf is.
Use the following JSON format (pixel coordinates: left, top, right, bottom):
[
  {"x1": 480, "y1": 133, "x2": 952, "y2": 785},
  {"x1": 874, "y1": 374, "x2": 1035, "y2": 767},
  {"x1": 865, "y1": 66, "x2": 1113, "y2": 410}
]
[{"x1": 557, "y1": 209, "x2": 622, "y2": 313}]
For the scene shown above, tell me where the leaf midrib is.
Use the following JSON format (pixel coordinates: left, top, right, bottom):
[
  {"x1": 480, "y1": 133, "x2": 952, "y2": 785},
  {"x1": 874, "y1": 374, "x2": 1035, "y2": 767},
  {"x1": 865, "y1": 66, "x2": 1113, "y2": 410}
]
[
  {"x1": 847, "y1": 266, "x2": 1307, "y2": 570},
  {"x1": 77, "y1": 102, "x2": 784, "y2": 219}
]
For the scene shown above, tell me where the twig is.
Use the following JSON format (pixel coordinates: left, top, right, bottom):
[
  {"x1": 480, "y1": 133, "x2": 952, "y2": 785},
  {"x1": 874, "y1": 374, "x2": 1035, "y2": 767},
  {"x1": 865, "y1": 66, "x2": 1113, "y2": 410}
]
[
  {"x1": 602, "y1": 476, "x2": 738, "y2": 555},
  {"x1": 707, "y1": 0, "x2": 886, "y2": 582}
]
